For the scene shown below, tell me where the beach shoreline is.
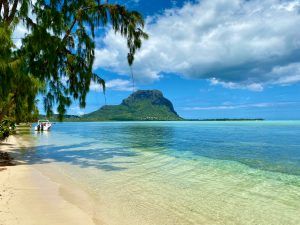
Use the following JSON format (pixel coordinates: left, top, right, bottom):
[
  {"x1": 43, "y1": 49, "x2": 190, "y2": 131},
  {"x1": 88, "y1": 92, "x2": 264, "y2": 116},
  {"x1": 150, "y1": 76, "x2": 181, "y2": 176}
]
[
  {"x1": 0, "y1": 135, "x2": 99, "y2": 225},
  {"x1": 1, "y1": 122, "x2": 300, "y2": 225}
]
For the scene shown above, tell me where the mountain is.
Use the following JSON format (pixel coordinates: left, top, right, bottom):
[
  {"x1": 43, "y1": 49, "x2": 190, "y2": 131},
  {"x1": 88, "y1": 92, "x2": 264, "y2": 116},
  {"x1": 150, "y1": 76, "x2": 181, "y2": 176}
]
[{"x1": 83, "y1": 90, "x2": 182, "y2": 121}]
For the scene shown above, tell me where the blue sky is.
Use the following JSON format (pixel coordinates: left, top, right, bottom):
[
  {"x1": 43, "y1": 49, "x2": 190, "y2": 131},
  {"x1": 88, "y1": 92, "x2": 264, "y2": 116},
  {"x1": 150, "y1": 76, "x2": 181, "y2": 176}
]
[{"x1": 45, "y1": 0, "x2": 300, "y2": 119}]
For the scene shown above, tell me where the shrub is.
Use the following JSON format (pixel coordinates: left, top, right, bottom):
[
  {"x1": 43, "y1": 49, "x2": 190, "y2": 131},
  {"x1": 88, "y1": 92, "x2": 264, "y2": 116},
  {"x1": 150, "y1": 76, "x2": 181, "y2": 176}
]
[{"x1": 0, "y1": 119, "x2": 15, "y2": 141}]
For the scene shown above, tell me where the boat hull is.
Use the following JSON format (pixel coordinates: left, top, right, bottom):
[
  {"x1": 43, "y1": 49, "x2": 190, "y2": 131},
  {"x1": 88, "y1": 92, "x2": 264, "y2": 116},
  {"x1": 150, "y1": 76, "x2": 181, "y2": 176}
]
[{"x1": 34, "y1": 124, "x2": 52, "y2": 131}]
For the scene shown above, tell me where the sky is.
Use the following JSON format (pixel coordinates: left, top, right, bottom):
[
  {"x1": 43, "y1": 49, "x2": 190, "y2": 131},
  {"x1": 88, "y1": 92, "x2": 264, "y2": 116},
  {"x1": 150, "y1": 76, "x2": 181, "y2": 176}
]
[{"x1": 24, "y1": 0, "x2": 300, "y2": 119}]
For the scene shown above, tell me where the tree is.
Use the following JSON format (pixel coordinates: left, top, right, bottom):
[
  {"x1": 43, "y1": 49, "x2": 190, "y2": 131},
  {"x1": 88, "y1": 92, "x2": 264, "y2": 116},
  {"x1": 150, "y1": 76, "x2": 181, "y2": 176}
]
[
  {"x1": 0, "y1": 25, "x2": 41, "y2": 123},
  {"x1": 0, "y1": 0, "x2": 148, "y2": 121}
]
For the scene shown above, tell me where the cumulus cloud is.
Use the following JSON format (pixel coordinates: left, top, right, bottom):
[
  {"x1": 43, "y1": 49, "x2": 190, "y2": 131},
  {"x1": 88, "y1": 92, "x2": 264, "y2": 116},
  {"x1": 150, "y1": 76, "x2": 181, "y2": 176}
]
[
  {"x1": 94, "y1": 0, "x2": 300, "y2": 90},
  {"x1": 89, "y1": 81, "x2": 103, "y2": 92},
  {"x1": 267, "y1": 62, "x2": 300, "y2": 85},
  {"x1": 209, "y1": 78, "x2": 264, "y2": 92},
  {"x1": 90, "y1": 79, "x2": 134, "y2": 92},
  {"x1": 105, "y1": 79, "x2": 134, "y2": 91}
]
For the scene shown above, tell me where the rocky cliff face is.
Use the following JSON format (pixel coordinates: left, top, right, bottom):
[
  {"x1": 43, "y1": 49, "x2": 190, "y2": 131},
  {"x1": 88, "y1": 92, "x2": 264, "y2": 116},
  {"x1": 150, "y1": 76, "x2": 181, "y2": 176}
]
[
  {"x1": 121, "y1": 90, "x2": 178, "y2": 115},
  {"x1": 83, "y1": 90, "x2": 182, "y2": 121}
]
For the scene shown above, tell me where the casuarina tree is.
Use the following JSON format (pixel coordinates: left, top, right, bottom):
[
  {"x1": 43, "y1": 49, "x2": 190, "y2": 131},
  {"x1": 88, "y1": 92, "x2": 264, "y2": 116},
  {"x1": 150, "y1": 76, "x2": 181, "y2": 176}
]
[{"x1": 0, "y1": 0, "x2": 148, "y2": 121}]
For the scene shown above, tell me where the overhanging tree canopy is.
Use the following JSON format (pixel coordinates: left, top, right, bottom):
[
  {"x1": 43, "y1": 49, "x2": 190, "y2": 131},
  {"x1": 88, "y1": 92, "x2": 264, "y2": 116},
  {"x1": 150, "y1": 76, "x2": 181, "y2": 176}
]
[{"x1": 0, "y1": 0, "x2": 148, "y2": 120}]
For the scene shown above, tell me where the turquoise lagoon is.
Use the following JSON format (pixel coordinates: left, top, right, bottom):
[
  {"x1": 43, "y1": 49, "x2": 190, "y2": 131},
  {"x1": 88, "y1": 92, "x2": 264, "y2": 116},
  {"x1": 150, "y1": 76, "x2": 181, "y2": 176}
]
[{"x1": 24, "y1": 121, "x2": 300, "y2": 224}]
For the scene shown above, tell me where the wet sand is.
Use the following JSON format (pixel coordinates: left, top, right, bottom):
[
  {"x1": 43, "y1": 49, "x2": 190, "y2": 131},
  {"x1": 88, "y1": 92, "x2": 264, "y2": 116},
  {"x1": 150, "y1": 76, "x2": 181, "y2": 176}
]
[{"x1": 0, "y1": 135, "x2": 98, "y2": 225}]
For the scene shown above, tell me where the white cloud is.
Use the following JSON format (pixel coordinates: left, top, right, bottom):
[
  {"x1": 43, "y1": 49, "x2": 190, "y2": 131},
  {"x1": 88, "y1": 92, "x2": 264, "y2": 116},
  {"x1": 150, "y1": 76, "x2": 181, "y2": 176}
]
[
  {"x1": 121, "y1": 0, "x2": 140, "y2": 6},
  {"x1": 183, "y1": 102, "x2": 297, "y2": 111},
  {"x1": 94, "y1": 0, "x2": 300, "y2": 90},
  {"x1": 90, "y1": 79, "x2": 134, "y2": 92},
  {"x1": 106, "y1": 79, "x2": 134, "y2": 91},
  {"x1": 209, "y1": 78, "x2": 264, "y2": 91},
  {"x1": 69, "y1": 106, "x2": 84, "y2": 116},
  {"x1": 267, "y1": 62, "x2": 300, "y2": 85},
  {"x1": 89, "y1": 81, "x2": 103, "y2": 92}
]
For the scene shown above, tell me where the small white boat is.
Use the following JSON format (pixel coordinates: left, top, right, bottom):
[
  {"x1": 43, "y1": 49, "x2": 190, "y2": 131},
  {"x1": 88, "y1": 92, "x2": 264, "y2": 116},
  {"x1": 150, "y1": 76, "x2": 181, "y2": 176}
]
[{"x1": 35, "y1": 120, "x2": 52, "y2": 131}]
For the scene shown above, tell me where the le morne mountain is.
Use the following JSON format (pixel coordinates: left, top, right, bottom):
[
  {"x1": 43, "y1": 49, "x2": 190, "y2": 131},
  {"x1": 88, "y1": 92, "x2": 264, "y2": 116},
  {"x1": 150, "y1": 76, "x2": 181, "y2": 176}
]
[
  {"x1": 84, "y1": 90, "x2": 182, "y2": 121},
  {"x1": 40, "y1": 90, "x2": 264, "y2": 122},
  {"x1": 41, "y1": 90, "x2": 182, "y2": 121}
]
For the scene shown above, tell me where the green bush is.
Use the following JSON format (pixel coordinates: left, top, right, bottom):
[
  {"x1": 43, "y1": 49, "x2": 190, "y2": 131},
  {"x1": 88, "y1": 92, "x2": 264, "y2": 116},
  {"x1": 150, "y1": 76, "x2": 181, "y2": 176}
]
[{"x1": 0, "y1": 119, "x2": 15, "y2": 141}]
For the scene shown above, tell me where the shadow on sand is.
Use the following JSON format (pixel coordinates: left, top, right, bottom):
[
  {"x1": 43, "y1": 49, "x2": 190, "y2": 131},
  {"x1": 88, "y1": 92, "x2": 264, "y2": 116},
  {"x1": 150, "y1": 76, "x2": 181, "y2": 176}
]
[{"x1": 2, "y1": 140, "x2": 139, "y2": 172}]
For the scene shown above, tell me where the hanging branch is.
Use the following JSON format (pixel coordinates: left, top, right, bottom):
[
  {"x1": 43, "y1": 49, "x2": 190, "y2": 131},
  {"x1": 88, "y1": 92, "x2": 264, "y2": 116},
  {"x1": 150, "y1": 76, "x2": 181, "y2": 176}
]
[
  {"x1": 2, "y1": 0, "x2": 9, "y2": 20},
  {"x1": 129, "y1": 66, "x2": 135, "y2": 93},
  {"x1": 2, "y1": 0, "x2": 148, "y2": 121},
  {"x1": 7, "y1": 0, "x2": 19, "y2": 24}
]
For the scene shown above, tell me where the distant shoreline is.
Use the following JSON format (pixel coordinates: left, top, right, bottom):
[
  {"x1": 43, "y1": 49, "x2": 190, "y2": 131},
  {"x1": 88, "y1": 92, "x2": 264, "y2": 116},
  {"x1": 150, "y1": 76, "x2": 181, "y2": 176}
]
[
  {"x1": 38, "y1": 115, "x2": 265, "y2": 122},
  {"x1": 185, "y1": 118, "x2": 264, "y2": 121}
]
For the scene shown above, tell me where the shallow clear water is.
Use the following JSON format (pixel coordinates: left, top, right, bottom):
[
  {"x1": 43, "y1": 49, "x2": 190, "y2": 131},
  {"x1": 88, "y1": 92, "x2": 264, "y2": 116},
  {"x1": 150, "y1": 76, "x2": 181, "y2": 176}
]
[{"x1": 24, "y1": 121, "x2": 300, "y2": 224}]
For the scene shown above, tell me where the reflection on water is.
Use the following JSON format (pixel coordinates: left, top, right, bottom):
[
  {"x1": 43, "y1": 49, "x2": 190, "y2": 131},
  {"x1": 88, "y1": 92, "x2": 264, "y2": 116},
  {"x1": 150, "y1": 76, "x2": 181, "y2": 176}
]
[{"x1": 22, "y1": 121, "x2": 300, "y2": 225}]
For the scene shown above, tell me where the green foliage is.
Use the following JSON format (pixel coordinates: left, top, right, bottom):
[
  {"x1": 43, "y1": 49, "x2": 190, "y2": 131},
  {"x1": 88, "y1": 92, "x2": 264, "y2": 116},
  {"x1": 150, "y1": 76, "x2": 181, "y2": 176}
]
[
  {"x1": 0, "y1": 0, "x2": 148, "y2": 122},
  {"x1": 0, "y1": 119, "x2": 15, "y2": 141},
  {"x1": 20, "y1": 0, "x2": 148, "y2": 120},
  {"x1": 0, "y1": 25, "x2": 41, "y2": 123}
]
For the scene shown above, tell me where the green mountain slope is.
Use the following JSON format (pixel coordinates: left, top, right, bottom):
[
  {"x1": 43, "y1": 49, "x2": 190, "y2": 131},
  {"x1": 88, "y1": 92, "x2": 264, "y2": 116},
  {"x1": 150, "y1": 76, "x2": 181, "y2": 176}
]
[{"x1": 83, "y1": 90, "x2": 182, "y2": 121}]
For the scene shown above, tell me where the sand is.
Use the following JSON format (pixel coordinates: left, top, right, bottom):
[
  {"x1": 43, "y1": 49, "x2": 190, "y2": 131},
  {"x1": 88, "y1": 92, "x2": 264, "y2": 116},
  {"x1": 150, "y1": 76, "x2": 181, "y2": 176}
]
[{"x1": 0, "y1": 135, "x2": 98, "y2": 225}]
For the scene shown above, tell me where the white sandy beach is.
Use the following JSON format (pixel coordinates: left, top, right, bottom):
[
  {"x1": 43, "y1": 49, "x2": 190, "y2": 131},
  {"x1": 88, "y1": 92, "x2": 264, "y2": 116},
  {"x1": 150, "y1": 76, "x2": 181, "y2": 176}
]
[{"x1": 0, "y1": 135, "x2": 98, "y2": 225}]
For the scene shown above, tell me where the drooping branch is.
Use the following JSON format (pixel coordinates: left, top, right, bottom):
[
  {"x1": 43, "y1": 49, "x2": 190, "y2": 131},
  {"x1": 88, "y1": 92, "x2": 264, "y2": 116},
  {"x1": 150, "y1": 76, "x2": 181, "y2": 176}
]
[
  {"x1": 2, "y1": 0, "x2": 9, "y2": 20},
  {"x1": 62, "y1": 15, "x2": 78, "y2": 42},
  {"x1": 25, "y1": 16, "x2": 36, "y2": 28},
  {"x1": 7, "y1": 0, "x2": 19, "y2": 24},
  {"x1": 6, "y1": 0, "x2": 148, "y2": 120}
]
